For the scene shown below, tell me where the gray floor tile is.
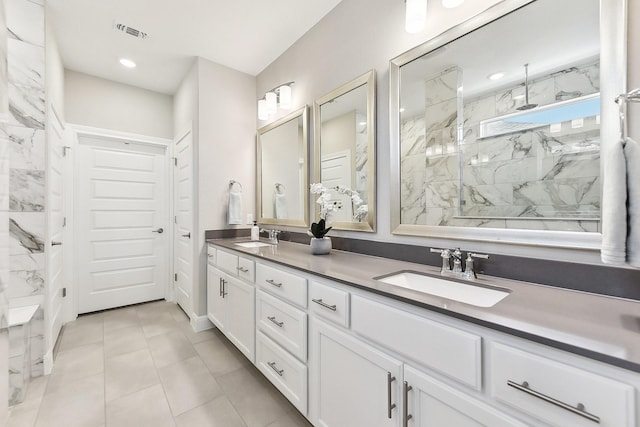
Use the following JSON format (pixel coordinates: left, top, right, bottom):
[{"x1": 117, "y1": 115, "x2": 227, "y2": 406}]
[
  {"x1": 35, "y1": 374, "x2": 105, "y2": 427},
  {"x1": 105, "y1": 347, "x2": 160, "y2": 402},
  {"x1": 194, "y1": 334, "x2": 250, "y2": 377},
  {"x1": 106, "y1": 384, "x2": 175, "y2": 427},
  {"x1": 103, "y1": 306, "x2": 140, "y2": 332},
  {"x1": 103, "y1": 324, "x2": 148, "y2": 358},
  {"x1": 175, "y1": 395, "x2": 247, "y2": 427},
  {"x1": 158, "y1": 355, "x2": 223, "y2": 416},
  {"x1": 47, "y1": 343, "x2": 104, "y2": 392}
]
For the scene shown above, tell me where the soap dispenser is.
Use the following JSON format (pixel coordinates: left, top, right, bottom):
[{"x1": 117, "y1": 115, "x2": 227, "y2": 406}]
[{"x1": 251, "y1": 221, "x2": 259, "y2": 241}]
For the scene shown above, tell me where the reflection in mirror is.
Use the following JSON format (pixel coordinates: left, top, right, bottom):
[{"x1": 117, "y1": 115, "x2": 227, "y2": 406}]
[
  {"x1": 257, "y1": 106, "x2": 309, "y2": 227},
  {"x1": 314, "y1": 70, "x2": 376, "y2": 232},
  {"x1": 389, "y1": 0, "x2": 622, "y2": 247}
]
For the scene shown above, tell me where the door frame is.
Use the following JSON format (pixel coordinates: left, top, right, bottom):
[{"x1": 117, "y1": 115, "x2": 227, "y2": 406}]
[{"x1": 67, "y1": 124, "x2": 172, "y2": 319}]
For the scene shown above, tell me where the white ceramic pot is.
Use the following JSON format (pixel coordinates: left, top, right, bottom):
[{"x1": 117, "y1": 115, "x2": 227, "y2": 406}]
[{"x1": 310, "y1": 237, "x2": 331, "y2": 255}]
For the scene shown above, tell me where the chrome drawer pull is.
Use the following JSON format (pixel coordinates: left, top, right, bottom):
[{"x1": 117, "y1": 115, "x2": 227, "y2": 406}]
[
  {"x1": 267, "y1": 316, "x2": 284, "y2": 327},
  {"x1": 267, "y1": 361, "x2": 284, "y2": 376},
  {"x1": 266, "y1": 279, "x2": 282, "y2": 288},
  {"x1": 507, "y1": 380, "x2": 600, "y2": 424},
  {"x1": 403, "y1": 381, "x2": 413, "y2": 427},
  {"x1": 312, "y1": 298, "x2": 337, "y2": 311},
  {"x1": 387, "y1": 372, "x2": 396, "y2": 419},
  {"x1": 237, "y1": 266, "x2": 249, "y2": 273}
]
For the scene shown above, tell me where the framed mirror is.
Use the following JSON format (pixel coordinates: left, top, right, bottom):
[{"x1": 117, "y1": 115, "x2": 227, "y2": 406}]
[
  {"x1": 390, "y1": 0, "x2": 626, "y2": 249},
  {"x1": 314, "y1": 70, "x2": 376, "y2": 232},
  {"x1": 257, "y1": 106, "x2": 309, "y2": 227}
]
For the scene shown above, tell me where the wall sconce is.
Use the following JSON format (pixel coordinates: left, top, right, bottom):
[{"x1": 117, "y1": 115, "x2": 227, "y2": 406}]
[
  {"x1": 258, "y1": 81, "x2": 295, "y2": 120},
  {"x1": 405, "y1": 0, "x2": 427, "y2": 33}
]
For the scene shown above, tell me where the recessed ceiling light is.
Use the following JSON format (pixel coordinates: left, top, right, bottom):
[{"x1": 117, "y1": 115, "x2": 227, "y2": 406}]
[
  {"x1": 488, "y1": 72, "x2": 504, "y2": 81},
  {"x1": 400, "y1": 108, "x2": 406, "y2": 113},
  {"x1": 442, "y1": 0, "x2": 464, "y2": 8},
  {"x1": 119, "y1": 58, "x2": 136, "y2": 68}
]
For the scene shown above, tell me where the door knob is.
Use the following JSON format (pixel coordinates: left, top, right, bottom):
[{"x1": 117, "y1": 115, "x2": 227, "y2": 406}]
[
  {"x1": 152, "y1": 228, "x2": 164, "y2": 234},
  {"x1": 182, "y1": 232, "x2": 191, "y2": 239}
]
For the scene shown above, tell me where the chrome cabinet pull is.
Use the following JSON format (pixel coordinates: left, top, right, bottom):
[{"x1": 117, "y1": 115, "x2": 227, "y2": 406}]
[
  {"x1": 312, "y1": 298, "x2": 337, "y2": 311},
  {"x1": 221, "y1": 279, "x2": 227, "y2": 297},
  {"x1": 266, "y1": 279, "x2": 282, "y2": 288},
  {"x1": 237, "y1": 266, "x2": 249, "y2": 273},
  {"x1": 181, "y1": 232, "x2": 191, "y2": 239},
  {"x1": 387, "y1": 372, "x2": 397, "y2": 419},
  {"x1": 267, "y1": 361, "x2": 284, "y2": 376},
  {"x1": 507, "y1": 380, "x2": 600, "y2": 424},
  {"x1": 403, "y1": 381, "x2": 413, "y2": 427},
  {"x1": 267, "y1": 316, "x2": 284, "y2": 327},
  {"x1": 219, "y1": 277, "x2": 223, "y2": 297},
  {"x1": 51, "y1": 241, "x2": 62, "y2": 246},
  {"x1": 207, "y1": 254, "x2": 213, "y2": 258}
]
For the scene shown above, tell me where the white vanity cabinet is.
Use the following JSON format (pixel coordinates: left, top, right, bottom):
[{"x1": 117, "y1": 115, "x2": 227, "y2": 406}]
[{"x1": 206, "y1": 248, "x2": 256, "y2": 362}]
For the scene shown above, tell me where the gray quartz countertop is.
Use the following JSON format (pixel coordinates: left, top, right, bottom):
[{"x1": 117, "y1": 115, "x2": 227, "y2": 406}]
[{"x1": 207, "y1": 238, "x2": 640, "y2": 373}]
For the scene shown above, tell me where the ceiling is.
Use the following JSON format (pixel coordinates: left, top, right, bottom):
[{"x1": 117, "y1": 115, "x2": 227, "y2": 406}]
[{"x1": 46, "y1": 0, "x2": 344, "y2": 95}]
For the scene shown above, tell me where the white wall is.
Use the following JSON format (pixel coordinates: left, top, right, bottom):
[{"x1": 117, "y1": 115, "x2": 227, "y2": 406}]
[
  {"x1": 45, "y1": 11, "x2": 64, "y2": 122},
  {"x1": 65, "y1": 70, "x2": 174, "y2": 138},
  {"x1": 257, "y1": 0, "x2": 635, "y2": 265},
  {"x1": 173, "y1": 57, "x2": 256, "y2": 317}
]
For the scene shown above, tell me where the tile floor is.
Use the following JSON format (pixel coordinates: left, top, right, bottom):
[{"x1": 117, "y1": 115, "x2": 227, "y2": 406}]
[{"x1": 7, "y1": 300, "x2": 313, "y2": 427}]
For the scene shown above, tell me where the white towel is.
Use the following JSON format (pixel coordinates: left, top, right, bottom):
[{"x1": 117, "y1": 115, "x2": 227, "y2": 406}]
[
  {"x1": 275, "y1": 193, "x2": 288, "y2": 219},
  {"x1": 626, "y1": 138, "x2": 640, "y2": 267},
  {"x1": 601, "y1": 137, "x2": 640, "y2": 267},
  {"x1": 228, "y1": 191, "x2": 242, "y2": 225}
]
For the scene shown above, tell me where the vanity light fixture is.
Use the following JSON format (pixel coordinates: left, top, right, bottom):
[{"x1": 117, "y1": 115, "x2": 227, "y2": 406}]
[
  {"x1": 258, "y1": 81, "x2": 295, "y2": 120},
  {"x1": 405, "y1": 0, "x2": 427, "y2": 34},
  {"x1": 442, "y1": 0, "x2": 464, "y2": 8},
  {"x1": 119, "y1": 58, "x2": 136, "y2": 68}
]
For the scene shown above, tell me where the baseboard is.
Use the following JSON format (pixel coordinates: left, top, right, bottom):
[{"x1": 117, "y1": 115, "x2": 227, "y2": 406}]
[
  {"x1": 43, "y1": 349, "x2": 53, "y2": 376},
  {"x1": 190, "y1": 314, "x2": 214, "y2": 332}
]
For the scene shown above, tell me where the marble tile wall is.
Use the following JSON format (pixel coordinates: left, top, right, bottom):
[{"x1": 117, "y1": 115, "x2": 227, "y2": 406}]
[
  {"x1": 400, "y1": 60, "x2": 601, "y2": 233},
  {"x1": 354, "y1": 112, "x2": 368, "y2": 205},
  {"x1": 6, "y1": 0, "x2": 45, "y2": 388}
]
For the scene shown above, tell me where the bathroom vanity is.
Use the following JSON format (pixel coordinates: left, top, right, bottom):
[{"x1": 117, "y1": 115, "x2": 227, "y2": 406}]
[{"x1": 207, "y1": 239, "x2": 640, "y2": 427}]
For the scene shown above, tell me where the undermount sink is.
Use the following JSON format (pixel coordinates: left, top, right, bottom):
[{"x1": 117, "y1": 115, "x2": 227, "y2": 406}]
[
  {"x1": 234, "y1": 241, "x2": 272, "y2": 248},
  {"x1": 375, "y1": 271, "x2": 510, "y2": 308}
]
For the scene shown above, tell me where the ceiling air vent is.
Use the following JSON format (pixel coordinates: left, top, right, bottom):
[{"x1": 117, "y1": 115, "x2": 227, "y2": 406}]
[{"x1": 113, "y1": 22, "x2": 148, "y2": 40}]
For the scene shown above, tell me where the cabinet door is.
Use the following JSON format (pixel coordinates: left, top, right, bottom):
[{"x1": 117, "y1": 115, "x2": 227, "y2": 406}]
[
  {"x1": 206, "y1": 265, "x2": 226, "y2": 331},
  {"x1": 225, "y1": 276, "x2": 255, "y2": 362},
  {"x1": 404, "y1": 366, "x2": 527, "y2": 427},
  {"x1": 309, "y1": 319, "x2": 402, "y2": 427}
]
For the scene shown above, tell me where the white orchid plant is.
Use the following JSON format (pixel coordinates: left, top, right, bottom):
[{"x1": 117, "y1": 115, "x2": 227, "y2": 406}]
[{"x1": 309, "y1": 183, "x2": 368, "y2": 223}]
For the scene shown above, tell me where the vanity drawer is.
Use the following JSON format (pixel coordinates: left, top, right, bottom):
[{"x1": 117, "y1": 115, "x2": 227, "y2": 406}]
[
  {"x1": 351, "y1": 295, "x2": 482, "y2": 390},
  {"x1": 256, "y1": 290, "x2": 307, "y2": 361},
  {"x1": 216, "y1": 249, "x2": 238, "y2": 275},
  {"x1": 256, "y1": 331, "x2": 307, "y2": 415},
  {"x1": 237, "y1": 257, "x2": 255, "y2": 283},
  {"x1": 207, "y1": 245, "x2": 216, "y2": 265},
  {"x1": 309, "y1": 281, "x2": 350, "y2": 328},
  {"x1": 256, "y1": 263, "x2": 307, "y2": 308},
  {"x1": 490, "y1": 343, "x2": 635, "y2": 427}
]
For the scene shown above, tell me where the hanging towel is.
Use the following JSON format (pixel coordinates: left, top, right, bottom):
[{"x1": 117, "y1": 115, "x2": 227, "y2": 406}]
[
  {"x1": 625, "y1": 138, "x2": 640, "y2": 267},
  {"x1": 228, "y1": 191, "x2": 243, "y2": 225},
  {"x1": 275, "y1": 193, "x2": 288, "y2": 219},
  {"x1": 601, "y1": 137, "x2": 640, "y2": 267}
]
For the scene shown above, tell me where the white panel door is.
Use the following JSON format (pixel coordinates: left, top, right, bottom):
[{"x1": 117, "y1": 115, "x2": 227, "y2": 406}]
[
  {"x1": 173, "y1": 129, "x2": 193, "y2": 315},
  {"x1": 321, "y1": 151, "x2": 353, "y2": 222},
  {"x1": 46, "y1": 105, "x2": 65, "y2": 362},
  {"x1": 77, "y1": 136, "x2": 168, "y2": 313}
]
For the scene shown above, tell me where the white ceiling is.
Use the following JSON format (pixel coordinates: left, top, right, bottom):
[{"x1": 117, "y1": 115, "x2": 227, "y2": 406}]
[{"x1": 46, "y1": 0, "x2": 344, "y2": 94}]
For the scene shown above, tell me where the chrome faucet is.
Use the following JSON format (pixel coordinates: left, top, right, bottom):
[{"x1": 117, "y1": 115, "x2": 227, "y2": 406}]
[
  {"x1": 260, "y1": 228, "x2": 281, "y2": 244},
  {"x1": 430, "y1": 248, "x2": 489, "y2": 280}
]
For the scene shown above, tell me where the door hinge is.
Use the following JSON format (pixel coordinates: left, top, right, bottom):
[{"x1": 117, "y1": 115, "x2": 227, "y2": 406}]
[
  {"x1": 62, "y1": 146, "x2": 71, "y2": 157},
  {"x1": 174, "y1": 216, "x2": 177, "y2": 224},
  {"x1": 62, "y1": 217, "x2": 67, "y2": 227},
  {"x1": 62, "y1": 288, "x2": 67, "y2": 297},
  {"x1": 174, "y1": 273, "x2": 178, "y2": 282},
  {"x1": 173, "y1": 157, "x2": 177, "y2": 166}
]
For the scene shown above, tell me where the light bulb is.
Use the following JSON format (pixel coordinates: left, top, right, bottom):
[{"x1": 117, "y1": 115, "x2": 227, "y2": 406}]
[
  {"x1": 258, "y1": 99, "x2": 268, "y2": 120},
  {"x1": 265, "y1": 92, "x2": 277, "y2": 115},
  {"x1": 279, "y1": 85, "x2": 292, "y2": 110},
  {"x1": 405, "y1": 0, "x2": 427, "y2": 34}
]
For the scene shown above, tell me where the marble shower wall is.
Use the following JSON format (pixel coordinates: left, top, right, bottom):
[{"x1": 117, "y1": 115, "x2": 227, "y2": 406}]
[
  {"x1": 400, "y1": 60, "x2": 600, "y2": 232},
  {"x1": 355, "y1": 112, "x2": 368, "y2": 205},
  {"x1": 6, "y1": 0, "x2": 45, "y2": 379},
  {"x1": 1, "y1": 0, "x2": 11, "y2": 332}
]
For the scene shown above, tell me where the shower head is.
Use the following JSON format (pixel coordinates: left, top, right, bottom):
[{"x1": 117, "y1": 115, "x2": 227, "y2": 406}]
[{"x1": 516, "y1": 63, "x2": 537, "y2": 111}]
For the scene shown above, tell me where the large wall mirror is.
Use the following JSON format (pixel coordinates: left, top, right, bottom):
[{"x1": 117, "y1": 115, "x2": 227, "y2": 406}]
[
  {"x1": 314, "y1": 70, "x2": 376, "y2": 232},
  {"x1": 257, "y1": 106, "x2": 309, "y2": 227},
  {"x1": 390, "y1": 0, "x2": 626, "y2": 248}
]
